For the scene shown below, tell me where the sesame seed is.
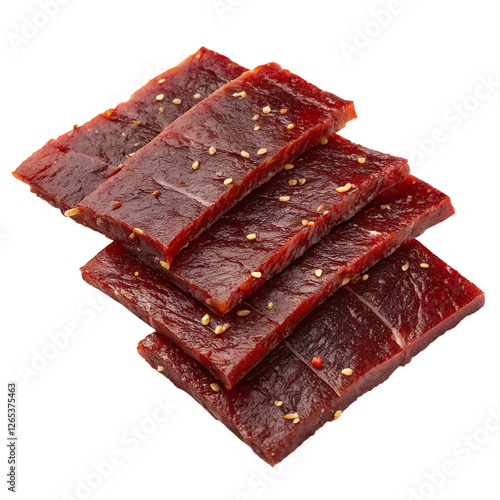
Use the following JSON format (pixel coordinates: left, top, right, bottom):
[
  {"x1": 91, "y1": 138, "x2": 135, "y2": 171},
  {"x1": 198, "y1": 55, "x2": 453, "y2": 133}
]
[
  {"x1": 133, "y1": 228, "x2": 145, "y2": 236},
  {"x1": 192, "y1": 160, "x2": 200, "y2": 170},
  {"x1": 369, "y1": 230, "x2": 382, "y2": 236},
  {"x1": 210, "y1": 383, "x2": 221, "y2": 392},
  {"x1": 112, "y1": 201, "x2": 121, "y2": 210},
  {"x1": 172, "y1": 98, "x2": 182, "y2": 105},
  {"x1": 315, "y1": 269, "x2": 323, "y2": 278},
  {"x1": 223, "y1": 178, "x2": 233, "y2": 185},
  {"x1": 251, "y1": 271, "x2": 262, "y2": 278},
  {"x1": 321, "y1": 138, "x2": 328, "y2": 145},
  {"x1": 201, "y1": 314, "x2": 210, "y2": 326},
  {"x1": 283, "y1": 413, "x2": 299, "y2": 420},
  {"x1": 214, "y1": 325, "x2": 225, "y2": 335},
  {"x1": 246, "y1": 233, "x2": 257, "y2": 241},
  {"x1": 64, "y1": 207, "x2": 80, "y2": 217},
  {"x1": 158, "y1": 78, "x2": 166, "y2": 84},
  {"x1": 341, "y1": 368, "x2": 353, "y2": 376},
  {"x1": 137, "y1": 248, "x2": 141, "y2": 252},
  {"x1": 279, "y1": 196, "x2": 291, "y2": 202},
  {"x1": 262, "y1": 106, "x2": 271, "y2": 114},
  {"x1": 232, "y1": 91, "x2": 247, "y2": 98},
  {"x1": 275, "y1": 400, "x2": 283, "y2": 407},
  {"x1": 134, "y1": 271, "x2": 139, "y2": 277},
  {"x1": 237, "y1": 310, "x2": 251, "y2": 317},
  {"x1": 362, "y1": 274, "x2": 369, "y2": 281},
  {"x1": 280, "y1": 108, "x2": 288, "y2": 114},
  {"x1": 241, "y1": 151, "x2": 250, "y2": 158},
  {"x1": 129, "y1": 232, "x2": 135, "y2": 239},
  {"x1": 257, "y1": 148, "x2": 268, "y2": 155},
  {"x1": 333, "y1": 410, "x2": 342, "y2": 420},
  {"x1": 159, "y1": 260, "x2": 170, "y2": 270},
  {"x1": 317, "y1": 204, "x2": 324, "y2": 212},
  {"x1": 298, "y1": 178, "x2": 306, "y2": 185},
  {"x1": 402, "y1": 263, "x2": 409, "y2": 271},
  {"x1": 287, "y1": 123, "x2": 295, "y2": 130},
  {"x1": 267, "y1": 302, "x2": 274, "y2": 310},
  {"x1": 252, "y1": 114, "x2": 260, "y2": 121},
  {"x1": 342, "y1": 278, "x2": 350, "y2": 286},
  {"x1": 158, "y1": 106, "x2": 164, "y2": 113},
  {"x1": 284, "y1": 164, "x2": 294, "y2": 170},
  {"x1": 302, "y1": 220, "x2": 309, "y2": 226},
  {"x1": 380, "y1": 204, "x2": 391, "y2": 210},
  {"x1": 293, "y1": 417, "x2": 300, "y2": 424},
  {"x1": 407, "y1": 195, "x2": 413, "y2": 202},
  {"x1": 209, "y1": 146, "x2": 216, "y2": 155},
  {"x1": 336, "y1": 183, "x2": 352, "y2": 193},
  {"x1": 420, "y1": 262, "x2": 430, "y2": 268},
  {"x1": 156, "y1": 94, "x2": 165, "y2": 101},
  {"x1": 253, "y1": 125, "x2": 261, "y2": 131},
  {"x1": 307, "y1": 221, "x2": 314, "y2": 226},
  {"x1": 157, "y1": 366, "x2": 164, "y2": 372},
  {"x1": 194, "y1": 93, "x2": 201, "y2": 99},
  {"x1": 358, "y1": 157, "x2": 366, "y2": 163},
  {"x1": 128, "y1": 152, "x2": 135, "y2": 157},
  {"x1": 289, "y1": 179, "x2": 298, "y2": 186}
]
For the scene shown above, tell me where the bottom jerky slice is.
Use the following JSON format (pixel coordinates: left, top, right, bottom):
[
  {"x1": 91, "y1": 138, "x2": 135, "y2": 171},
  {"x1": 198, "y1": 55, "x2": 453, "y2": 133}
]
[
  {"x1": 138, "y1": 240, "x2": 485, "y2": 466},
  {"x1": 83, "y1": 175, "x2": 454, "y2": 389}
]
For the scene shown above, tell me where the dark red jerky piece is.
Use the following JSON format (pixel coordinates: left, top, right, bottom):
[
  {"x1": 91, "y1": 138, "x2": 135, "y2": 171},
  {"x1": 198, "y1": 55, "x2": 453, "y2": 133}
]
[
  {"x1": 77, "y1": 62, "x2": 356, "y2": 266},
  {"x1": 13, "y1": 48, "x2": 246, "y2": 211},
  {"x1": 14, "y1": 144, "x2": 63, "y2": 183},
  {"x1": 82, "y1": 242, "x2": 281, "y2": 385},
  {"x1": 347, "y1": 239, "x2": 485, "y2": 362},
  {"x1": 138, "y1": 336, "x2": 339, "y2": 466},
  {"x1": 28, "y1": 151, "x2": 113, "y2": 213},
  {"x1": 141, "y1": 134, "x2": 409, "y2": 314},
  {"x1": 82, "y1": 176, "x2": 453, "y2": 389},
  {"x1": 111, "y1": 47, "x2": 248, "y2": 133},
  {"x1": 285, "y1": 287, "x2": 404, "y2": 404},
  {"x1": 51, "y1": 115, "x2": 159, "y2": 167},
  {"x1": 137, "y1": 242, "x2": 484, "y2": 466},
  {"x1": 245, "y1": 175, "x2": 454, "y2": 327}
]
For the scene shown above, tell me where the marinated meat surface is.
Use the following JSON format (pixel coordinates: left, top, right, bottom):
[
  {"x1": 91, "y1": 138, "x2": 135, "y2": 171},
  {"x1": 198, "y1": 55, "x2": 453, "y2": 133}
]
[
  {"x1": 77, "y1": 62, "x2": 356, "y2": 266},
  {"x1": 140, "y1": 134, "x2": 409, "y2": 313},
  {"x1": 81, "y1": 176, "x2": 453, "y2": 388},
  {"x1": 138, "y1": 240, "x2": 484, "y2": 466},
  {"x1": 13, "y1": 48, "x2": 247, "y2": 212}
]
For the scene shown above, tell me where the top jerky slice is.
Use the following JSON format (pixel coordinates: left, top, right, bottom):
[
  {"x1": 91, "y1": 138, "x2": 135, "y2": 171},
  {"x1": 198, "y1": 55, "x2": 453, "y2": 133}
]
[{"x1": 76, "y1": 63, "x2": 356, "y2": 266}]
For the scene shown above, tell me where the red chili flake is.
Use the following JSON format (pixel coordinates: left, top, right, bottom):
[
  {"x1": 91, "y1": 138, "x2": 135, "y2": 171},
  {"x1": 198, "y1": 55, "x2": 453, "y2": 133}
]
[{"x1": 311, "y1": 356, "x2": 323, "y2": 368}]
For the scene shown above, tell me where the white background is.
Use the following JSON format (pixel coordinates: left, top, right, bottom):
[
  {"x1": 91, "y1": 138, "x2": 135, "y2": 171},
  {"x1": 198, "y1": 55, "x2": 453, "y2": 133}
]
[{"x1": 1, "y1": 1, "x2": 499, "y2": 499}]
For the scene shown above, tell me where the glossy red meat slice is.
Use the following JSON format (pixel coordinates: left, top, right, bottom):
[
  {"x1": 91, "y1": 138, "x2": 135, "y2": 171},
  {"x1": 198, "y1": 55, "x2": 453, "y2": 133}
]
[
  {"x1": 137, "y1": 134, "x2": 409, "y2": 313},
  {"x1": 81, "y1": 176, "x2": 453, "y2": 388},
  {"x1": 137, "y1": 240, "x2": 484, "y2": 466},
  {"x1": 346, "y1": 239, "x2": 486, "y2": 362},
  {"x1": 77, "y1": 63, "x2": 356, "y2": 266},
  {"x1": 13, "y1": 48, "x2": 247, "y2": 212}
]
